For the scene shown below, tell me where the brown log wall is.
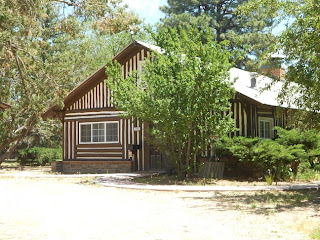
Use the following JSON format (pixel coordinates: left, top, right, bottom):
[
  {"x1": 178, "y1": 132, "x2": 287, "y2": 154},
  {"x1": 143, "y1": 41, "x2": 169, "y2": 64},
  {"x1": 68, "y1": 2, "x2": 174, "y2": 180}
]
[{"x1": 62, "y1": 47, "x2": 151, "y2": 172}]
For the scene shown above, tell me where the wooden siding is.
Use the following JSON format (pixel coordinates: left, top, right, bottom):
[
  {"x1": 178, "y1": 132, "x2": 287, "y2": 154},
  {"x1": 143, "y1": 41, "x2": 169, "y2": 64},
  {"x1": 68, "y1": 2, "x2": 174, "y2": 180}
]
[
  {"x1": 63, "y1": 48, "x2": 150, "y2": 171},
  {"x1": 68, "y1": 80, "x2": 113, "y2": 110},
  {"x1": 61, "y1": 43, "x2": 289, "y2": 169},
  {"x1": 231, "y1": 93, "x2": 286, "y2": 139}
]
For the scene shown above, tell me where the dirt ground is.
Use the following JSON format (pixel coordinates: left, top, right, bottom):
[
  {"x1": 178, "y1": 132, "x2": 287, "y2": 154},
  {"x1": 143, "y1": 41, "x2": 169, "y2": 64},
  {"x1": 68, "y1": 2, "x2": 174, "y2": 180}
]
[{"x1": 0, "y1": 176, "x2": 319, "y2": 240}]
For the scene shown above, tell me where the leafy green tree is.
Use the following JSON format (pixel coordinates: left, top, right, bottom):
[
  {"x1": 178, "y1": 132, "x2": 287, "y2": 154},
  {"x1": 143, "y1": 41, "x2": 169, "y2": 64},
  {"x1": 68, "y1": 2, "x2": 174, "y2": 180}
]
[
  {"x1": 277, "y1": 0, "x2": 320, "y2": 128},
  {"x1": 159, "y1": 0, "x2": 278, "y2": 69},
  {"x1": 241, "y1": 0, "x2": 320, "y2": 128},
  {"x1": 0, "y1": 0, "x2": 141, "y2": 162},
  {"x1": 107, "y1": 26, "x2": 235, "y2": 176}
]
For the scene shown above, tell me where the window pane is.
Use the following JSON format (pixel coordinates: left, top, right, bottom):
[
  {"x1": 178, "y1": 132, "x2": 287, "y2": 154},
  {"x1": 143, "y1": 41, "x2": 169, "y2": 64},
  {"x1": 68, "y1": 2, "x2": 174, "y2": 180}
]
[
  {"x1": 260, "y1": 121, "x2": 264, "y2": 138},
  {"x1": 92, "y1": 123, "x2": 105, "y2": 142},
  {"x1": 265, "y1": 122, "x2": 270, "y2": 138},
  {"x1": 81, "y1": 124, "x2": 91, "y2": 142},
  {"x1": 260, "y1": 120, "x2": 272, "y2": 139},
  {"x1": 106, "y1": 123, "x2": 118, "y2": 142}
]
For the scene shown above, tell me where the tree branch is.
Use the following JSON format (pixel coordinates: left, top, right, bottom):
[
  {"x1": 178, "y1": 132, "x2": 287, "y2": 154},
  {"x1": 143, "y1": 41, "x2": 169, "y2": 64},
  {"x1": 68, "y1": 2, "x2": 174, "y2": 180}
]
[
  {"x1": 0, "y1": 113, "x2": 37, "y2": 163},
  {"x1": 9, "y1": 41, "x2": 31, "y2": 104},
  {"x1": 51, "y1": 0, "x2": 80, "y2": 7}
]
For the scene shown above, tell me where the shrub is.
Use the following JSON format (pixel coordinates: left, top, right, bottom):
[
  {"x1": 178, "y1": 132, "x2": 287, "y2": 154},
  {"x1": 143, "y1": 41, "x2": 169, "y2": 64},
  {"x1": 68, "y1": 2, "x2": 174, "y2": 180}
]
[
  {"x1": 17, "y1": 147, "x2": 62, "y2": 166},
  {"x1": 275, "y1": 127, "x2": 320, "y2": 165},
  {"x1": 215, "y1": 127, "x2": 320, "y2": 181},
  {"x1": 252, "y1": 140, "x2": 307, "y2": 181},
  {"x1": 215, "y1": 136, "x2": 259, "y2": 162}
]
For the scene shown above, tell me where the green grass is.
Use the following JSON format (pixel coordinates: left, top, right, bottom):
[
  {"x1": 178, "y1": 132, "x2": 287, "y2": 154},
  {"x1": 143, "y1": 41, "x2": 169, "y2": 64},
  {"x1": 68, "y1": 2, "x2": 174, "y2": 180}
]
[
  {"x1": 1, "y1": 161, "x2": 20, "y2": 168},
  {"x1": 207, "y1": 189, "x2": 320, "y2": 215},
  {"x1": 133, "y1": 173, "x2": 320, "y2": 186},
  {"x1": 133, "y1": 175, "x2": 219, "y2": 185},
  {"x1": 296, "y1": 169, "x2": 320, "y2": 182},
  {"x1": 311, "y1": 227, "x2": 320, "y2": 240},
  {"x1": 250, "y1": 190, "x2": 318, "y2": 206}
]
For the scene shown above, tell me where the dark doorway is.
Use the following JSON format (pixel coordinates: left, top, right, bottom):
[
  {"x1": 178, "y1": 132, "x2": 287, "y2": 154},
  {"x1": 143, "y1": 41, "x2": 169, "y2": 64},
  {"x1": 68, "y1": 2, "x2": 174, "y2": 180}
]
[{"x1": 149, "y1": 146, "x2": 168, "y2": 170}]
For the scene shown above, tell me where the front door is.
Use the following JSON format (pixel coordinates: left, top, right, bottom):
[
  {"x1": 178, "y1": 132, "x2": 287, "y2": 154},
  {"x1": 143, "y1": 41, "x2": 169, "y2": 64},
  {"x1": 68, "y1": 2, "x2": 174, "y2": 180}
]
[{"x1": 150, "y1": 147, "x2": 167, "y2": 170}]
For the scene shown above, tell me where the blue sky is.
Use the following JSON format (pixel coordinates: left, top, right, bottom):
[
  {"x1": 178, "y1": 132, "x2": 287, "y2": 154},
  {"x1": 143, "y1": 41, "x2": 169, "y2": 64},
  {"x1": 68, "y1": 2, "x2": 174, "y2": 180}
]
[
  {"x1": 122, "y1": 0, "x2": 287, "y2": 34},
  {"x1": 122, "y1": 0, "x2": 167, "y2": 25}
]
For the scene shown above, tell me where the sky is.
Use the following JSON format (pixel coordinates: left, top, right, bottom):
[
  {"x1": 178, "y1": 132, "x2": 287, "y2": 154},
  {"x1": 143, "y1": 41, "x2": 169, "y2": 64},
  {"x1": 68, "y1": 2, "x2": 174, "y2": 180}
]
[
  {"x1": 122, "y1": 0, "x2": 167, "y2": 25},
  {"x1": 121, "y1": 0, "x2": 287, "y2": 35}
]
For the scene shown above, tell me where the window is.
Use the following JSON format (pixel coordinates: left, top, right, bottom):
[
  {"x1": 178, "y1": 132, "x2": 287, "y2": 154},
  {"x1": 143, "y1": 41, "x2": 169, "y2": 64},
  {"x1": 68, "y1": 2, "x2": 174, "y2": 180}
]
[
  {"x1": 92, "y1": 123, "x2": 105, "y2": 142},
  {"x1": 106, "y1": 122, "x2": 118, "y2": 142},
  {"x1": 260, "y1": 120, "x2": 271, "y2": 138},
  {"x1": 81, "y1": 124, "x2": 91, "y2": 143},
  {"x1": 258, "y1": 117, "x2": 274, "y2": 139},
  {"x1": 79, "y1": 121, "x2": 119, "y2": 143}
]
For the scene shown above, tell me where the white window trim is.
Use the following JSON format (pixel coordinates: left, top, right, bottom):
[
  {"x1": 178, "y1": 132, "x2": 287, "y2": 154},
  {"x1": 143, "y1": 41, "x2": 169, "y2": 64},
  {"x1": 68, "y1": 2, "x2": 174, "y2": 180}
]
[
  {"x1": 79, "y1": 121, "x2": 119, "y2": 144},
  {"x1": 258, "y1": 117, "x2": 274, "y2": 139}
]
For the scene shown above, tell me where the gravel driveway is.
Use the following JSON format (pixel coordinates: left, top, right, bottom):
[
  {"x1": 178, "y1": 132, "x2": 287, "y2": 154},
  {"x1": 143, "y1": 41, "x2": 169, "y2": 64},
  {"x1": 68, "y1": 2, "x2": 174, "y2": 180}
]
[{"x1": 0, "y1": 177, "x2": 319, "y2": 240}]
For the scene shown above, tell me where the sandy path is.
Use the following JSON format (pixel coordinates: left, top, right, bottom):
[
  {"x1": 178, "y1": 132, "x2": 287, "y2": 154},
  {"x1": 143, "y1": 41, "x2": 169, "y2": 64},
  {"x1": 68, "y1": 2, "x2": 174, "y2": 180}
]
[{"x1": 0, "y1": 177, "x2": 318, "y2": 240}]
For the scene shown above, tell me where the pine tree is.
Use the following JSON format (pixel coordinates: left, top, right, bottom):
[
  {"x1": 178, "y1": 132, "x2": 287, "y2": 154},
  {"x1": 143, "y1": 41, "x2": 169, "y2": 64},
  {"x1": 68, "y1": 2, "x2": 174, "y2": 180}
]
[{"x1": 160, "y1": 0, "x2": 278, "y2": 69}]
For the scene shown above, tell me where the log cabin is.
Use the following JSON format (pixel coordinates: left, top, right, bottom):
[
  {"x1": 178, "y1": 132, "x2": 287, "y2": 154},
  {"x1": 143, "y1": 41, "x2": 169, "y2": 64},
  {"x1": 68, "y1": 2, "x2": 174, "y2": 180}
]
[{"x1": 43, "y1": 41, "x2": 291, "y2": 174}]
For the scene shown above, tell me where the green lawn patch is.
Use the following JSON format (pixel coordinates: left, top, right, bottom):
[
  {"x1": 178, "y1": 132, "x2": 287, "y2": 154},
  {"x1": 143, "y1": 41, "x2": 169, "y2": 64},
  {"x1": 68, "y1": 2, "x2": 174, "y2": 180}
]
[
  {"x1": 311, "y1": 226, "x2": 320, "y2": 240},
  {"x1": 134, "y1": 175, "x2": 219, "y2": 185}
]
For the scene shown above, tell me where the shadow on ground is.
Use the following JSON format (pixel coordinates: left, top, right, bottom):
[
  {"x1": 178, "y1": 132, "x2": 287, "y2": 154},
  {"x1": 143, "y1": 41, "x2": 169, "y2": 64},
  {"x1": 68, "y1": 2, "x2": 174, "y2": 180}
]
[{"x1": 183, "y1": 189, "x2": 320, "y2": 215}]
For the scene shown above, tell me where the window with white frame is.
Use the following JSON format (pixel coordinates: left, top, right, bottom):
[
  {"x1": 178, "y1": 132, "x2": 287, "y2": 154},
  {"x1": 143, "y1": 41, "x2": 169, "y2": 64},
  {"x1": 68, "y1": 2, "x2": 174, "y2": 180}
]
[
  {"x1": 80, "y1": 121, "x2": 119, "y2": 143},
  {"x1": 258, "y1": 117, "x2": 274, "y2": 139}
]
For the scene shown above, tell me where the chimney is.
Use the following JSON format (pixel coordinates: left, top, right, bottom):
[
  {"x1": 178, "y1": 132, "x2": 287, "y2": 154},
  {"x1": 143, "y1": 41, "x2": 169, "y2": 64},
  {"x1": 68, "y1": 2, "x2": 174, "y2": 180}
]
[
  {"x1": 260, "y1": 56, "x2": 285, "y2": 80},
  {"x1": 250, "y1": 77, "x2": 256, "y2": 88},
  {"x1": 249, "y1": 72, "x2": 258, "y2": 88}
]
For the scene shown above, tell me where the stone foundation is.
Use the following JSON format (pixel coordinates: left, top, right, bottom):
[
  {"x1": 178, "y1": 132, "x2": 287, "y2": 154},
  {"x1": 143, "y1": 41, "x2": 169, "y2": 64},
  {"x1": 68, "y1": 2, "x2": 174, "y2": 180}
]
[
  {"x1": 51, "y1": 161, "x2": 132, "y2": 174},
  {"x1": 51, "y1": 161, "x2": 63, "y2": 172}
]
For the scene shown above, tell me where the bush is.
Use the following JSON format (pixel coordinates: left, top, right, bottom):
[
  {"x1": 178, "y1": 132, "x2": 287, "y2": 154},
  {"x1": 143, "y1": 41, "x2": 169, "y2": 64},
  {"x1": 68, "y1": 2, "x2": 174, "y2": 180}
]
[
  {"x1": 215, "y1": 127, "x2": 320, "y2": 181},
  {"x1": 17, "y1": 147, "x2": 62, "y2": 166},
  {"x1": 252, "y1": 140, "x2": 307, "y2": 181},
  {"x1": 215, "y1": 136, "x2": 259, "y2": 162}
]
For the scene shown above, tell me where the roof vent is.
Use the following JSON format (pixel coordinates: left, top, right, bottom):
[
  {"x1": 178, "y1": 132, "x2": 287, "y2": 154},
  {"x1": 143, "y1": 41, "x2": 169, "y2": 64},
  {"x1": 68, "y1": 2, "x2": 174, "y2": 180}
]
[{"x1": 251, "y1": 77, "x2": 256, "y2": 88}]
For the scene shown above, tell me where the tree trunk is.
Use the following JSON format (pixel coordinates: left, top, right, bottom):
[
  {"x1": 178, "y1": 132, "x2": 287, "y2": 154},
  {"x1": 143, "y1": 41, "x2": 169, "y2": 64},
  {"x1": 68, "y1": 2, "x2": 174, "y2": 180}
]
[
  {"x1": 0, "y1": 114, "x2": 36, "y2": 164},
  {"x1": 185, "y1": 135, "x2": 191, "y2": 174}
]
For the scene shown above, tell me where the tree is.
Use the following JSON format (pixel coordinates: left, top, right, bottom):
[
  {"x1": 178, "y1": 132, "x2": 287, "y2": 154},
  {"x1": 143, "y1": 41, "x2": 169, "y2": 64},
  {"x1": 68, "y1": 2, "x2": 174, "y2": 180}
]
[
  {"x1": 106, "y1": 26, "x2": 235, "y2": 176},
  {"x1": 244, "y1": 0, "x2": 320, "y2": 129},
  {"x1": 277, "y1": 0, "x2": 320, "y2": 128},
  {"x1": 0, "y1": 0, "x2": 142, "y2": 162},
  {"x1": 159, "y1": 0, "x2": 278, "y2": 69}
]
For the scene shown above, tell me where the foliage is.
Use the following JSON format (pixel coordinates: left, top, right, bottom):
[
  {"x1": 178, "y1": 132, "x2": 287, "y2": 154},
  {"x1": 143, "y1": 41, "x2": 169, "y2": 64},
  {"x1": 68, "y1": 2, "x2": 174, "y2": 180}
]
[
  {"x1": 216, "y1": 136, "x2": 259, "y2": 162},
  {"x1": 216, "y1": 127, "x2": 320, "y2": 181},
  {"x1": 159, "y1": 0, "x2": 279, "y2": 69},
  {"x1": 279, "y1": 0, "x2": 320, "y2": 121},
  {"x1": 0, "y1": 0, "x2": 143, "y2": 162},
  {"x1": 264, "y1": 173, "x2": 275, "y2": 185},
  {"x1": 245, "y1": 0, "x2": 320, "y2": 128},
  {"x1": 107, "y1": 26, "x2": 235, "y2": 176},
  {"x1": 276, "y1": 126, "x2": 320, "y2": 160},
  {"x1": 17, "y1": 147, "x2": 62, "y2": 166},
  {"x1": 252, "y1": 139, "x2": 307, "y2": 181},
  {"x1": 311, "y1": 226, "x2": 320, "y2": 240},
  {"x1": 296, "y1": 168, "x2": 320, "y2": 182}
]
